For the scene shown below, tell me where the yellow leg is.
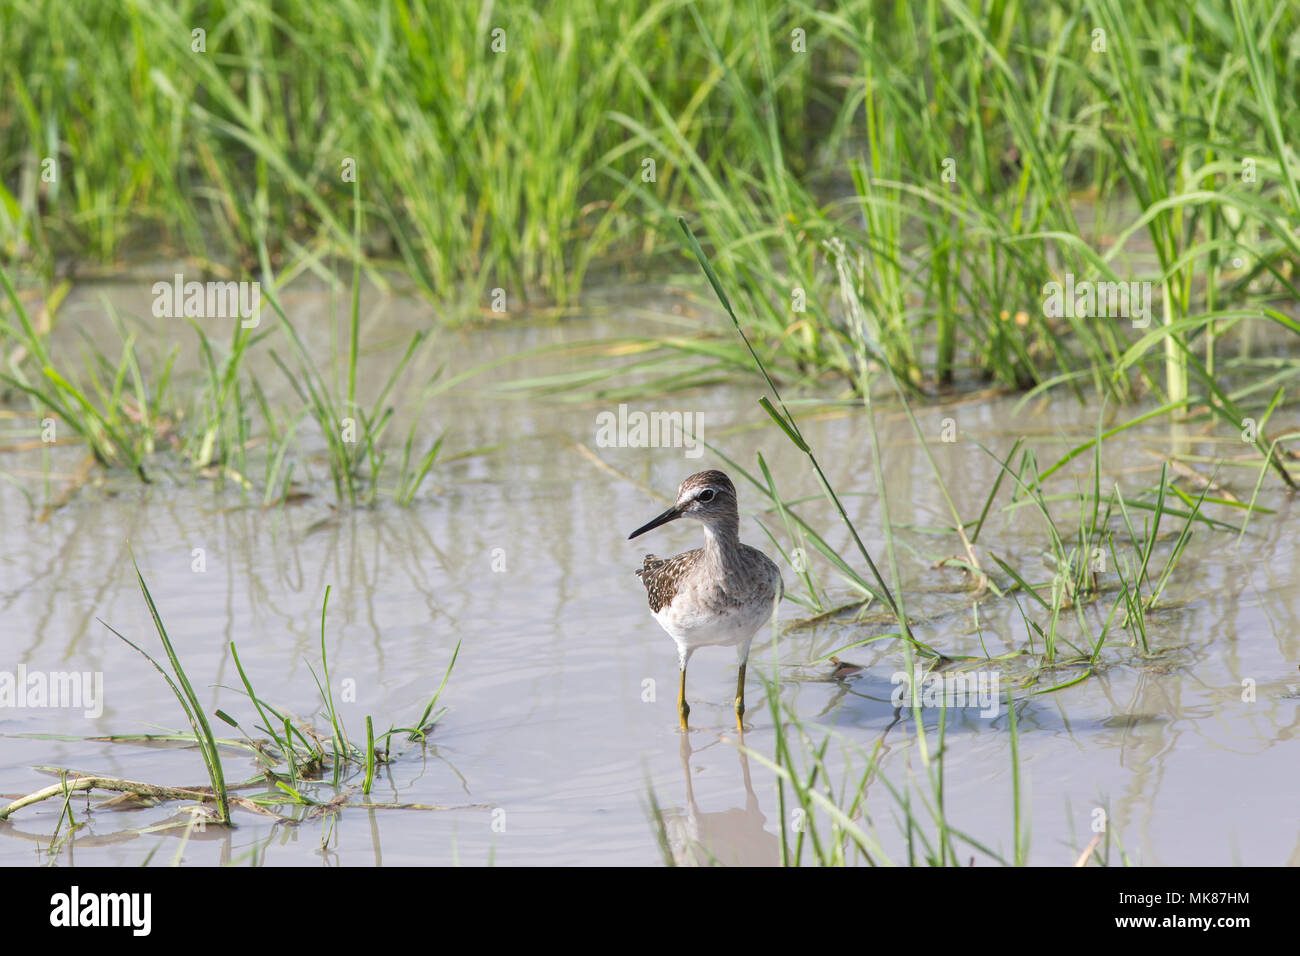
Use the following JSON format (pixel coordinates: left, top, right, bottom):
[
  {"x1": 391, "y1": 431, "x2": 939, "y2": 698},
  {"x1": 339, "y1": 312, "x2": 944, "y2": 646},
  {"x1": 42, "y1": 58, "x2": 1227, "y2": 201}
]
[
  {"x1": 678, "y1": 665, "x2": 690, "y2": 731},
  {"x1": 734, "y1": 660, "x2": 747, "y2": 732}
]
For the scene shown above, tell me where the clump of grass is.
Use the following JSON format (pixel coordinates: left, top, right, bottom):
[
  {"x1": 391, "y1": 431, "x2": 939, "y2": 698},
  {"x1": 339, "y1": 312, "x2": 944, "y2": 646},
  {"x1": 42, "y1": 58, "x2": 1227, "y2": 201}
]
[
  {"x1": 752, "y1": 671, "x2": 1021, "y2": 866},
  {"x1": 264, "y1": 289, "x2": 439, "y2": 508},
  {"x1": 0, "y1": 0, "x2": 826, "y2": 310},
  {"x1": 0, "y1": 237, "x2": 449, "y2": 509},
  {"x1": 970, "y1": 434, "x2": 1226, "y2": 680},
  {"x1": 616, "y1": 0, "x2": 1299, "y2": 437},
  {"x1": 99, "y1": 556, "x2": 232, "y2": 824},
  {"x1": 224, "y1": 585, "x2": 460, "y2": 804},
  {"x1": 3, "y1": 571, "x2": 460, "y2": 827},
  {"x1": 0, "y1": 267, "x2": 163, "y2": 479},
  {"x1": 185, "y1": 317, "x2": 273, "y2": 491},
  {"x1": 254, "y1": 193, "x2": 445, "y2": 506}
]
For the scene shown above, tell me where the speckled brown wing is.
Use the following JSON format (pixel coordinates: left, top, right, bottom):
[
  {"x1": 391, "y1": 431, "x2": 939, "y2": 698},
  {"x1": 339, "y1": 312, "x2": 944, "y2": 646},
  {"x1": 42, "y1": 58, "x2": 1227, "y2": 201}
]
[{"x1": 635, "y1": 549, "x2": 701, "y2": 614}]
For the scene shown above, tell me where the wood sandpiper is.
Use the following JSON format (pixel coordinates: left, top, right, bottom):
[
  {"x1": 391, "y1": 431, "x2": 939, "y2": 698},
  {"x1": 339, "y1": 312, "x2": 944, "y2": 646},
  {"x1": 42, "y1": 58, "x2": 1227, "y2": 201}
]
[{"x1": 628, "y1": 470, "x2": 783, "y2": 732}]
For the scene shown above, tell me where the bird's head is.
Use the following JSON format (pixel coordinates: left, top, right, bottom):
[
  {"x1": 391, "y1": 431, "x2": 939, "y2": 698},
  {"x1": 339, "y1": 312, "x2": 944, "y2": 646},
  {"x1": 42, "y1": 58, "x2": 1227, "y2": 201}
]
[{"x1": 628, "y1": 470, "x2": 739, "y2": 539}]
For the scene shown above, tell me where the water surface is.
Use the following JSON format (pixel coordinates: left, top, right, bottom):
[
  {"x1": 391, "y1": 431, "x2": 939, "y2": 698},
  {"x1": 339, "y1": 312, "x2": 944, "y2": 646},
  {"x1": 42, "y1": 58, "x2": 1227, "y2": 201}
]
[{"x1": 2, "y1": 282, "x2": 1297, "y2": 865}]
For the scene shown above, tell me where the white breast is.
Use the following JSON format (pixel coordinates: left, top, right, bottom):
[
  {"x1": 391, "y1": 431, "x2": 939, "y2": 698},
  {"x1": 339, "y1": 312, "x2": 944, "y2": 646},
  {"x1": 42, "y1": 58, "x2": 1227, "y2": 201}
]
[{"x1": 654, "y1": 559, "x2": 782, "y2": 661}]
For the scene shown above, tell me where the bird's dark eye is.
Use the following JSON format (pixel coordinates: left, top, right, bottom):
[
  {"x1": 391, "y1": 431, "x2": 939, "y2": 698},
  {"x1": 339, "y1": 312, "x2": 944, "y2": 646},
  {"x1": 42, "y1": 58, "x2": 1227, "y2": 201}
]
[{"x1": 698, "y1": 489, "x2": 715, "y2": 503}]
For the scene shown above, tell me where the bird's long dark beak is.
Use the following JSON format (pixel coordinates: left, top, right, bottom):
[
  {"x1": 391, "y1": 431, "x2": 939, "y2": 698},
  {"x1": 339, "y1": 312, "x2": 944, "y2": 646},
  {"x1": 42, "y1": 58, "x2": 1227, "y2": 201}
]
[{"x1": 628, "y1": 506, "x2": 681, "y2": 540}]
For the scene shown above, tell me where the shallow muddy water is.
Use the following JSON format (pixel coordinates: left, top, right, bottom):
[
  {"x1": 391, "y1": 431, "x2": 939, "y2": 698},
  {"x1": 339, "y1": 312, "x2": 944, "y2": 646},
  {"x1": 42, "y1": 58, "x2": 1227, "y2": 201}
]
[{"x1": 1, "y1": 282, "x2": 1298, "y2": 865}]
